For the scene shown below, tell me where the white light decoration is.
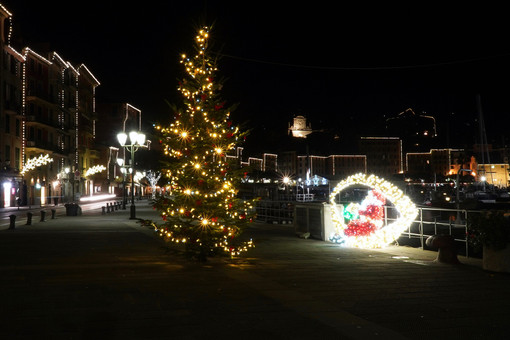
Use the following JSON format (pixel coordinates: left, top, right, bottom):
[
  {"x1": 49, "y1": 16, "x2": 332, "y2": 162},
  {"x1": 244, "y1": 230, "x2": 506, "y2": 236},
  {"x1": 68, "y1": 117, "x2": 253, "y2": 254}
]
[
  {"x1": 84, "y1": 165, "x2": 106, "y2": 177},
  {"x1": 134, "y1": 171, "x2": 145, "y2": 183},
  {"x1": 20, "y1": 154, "x2": 54, "y2": 175},
  {"x1": 329, "y1": 173, "x2": 418, "y2": 248}
]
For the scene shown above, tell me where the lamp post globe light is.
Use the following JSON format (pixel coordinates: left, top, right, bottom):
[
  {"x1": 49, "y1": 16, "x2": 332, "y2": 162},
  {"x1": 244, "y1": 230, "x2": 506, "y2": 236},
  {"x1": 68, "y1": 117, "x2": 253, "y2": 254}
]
[{"x1": 117, "y1": 130, "x2": 147, "y2": 219}]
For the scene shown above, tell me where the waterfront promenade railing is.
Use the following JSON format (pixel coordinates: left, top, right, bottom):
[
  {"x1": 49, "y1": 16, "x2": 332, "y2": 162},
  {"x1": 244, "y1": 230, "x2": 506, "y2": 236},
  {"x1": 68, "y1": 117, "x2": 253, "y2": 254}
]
[
  {"x1": 256, "y1": 199, "x2": 477, "y2": 257},
  {"x1": 390, "y1": 205, "x2": 470, "y2": 257}
]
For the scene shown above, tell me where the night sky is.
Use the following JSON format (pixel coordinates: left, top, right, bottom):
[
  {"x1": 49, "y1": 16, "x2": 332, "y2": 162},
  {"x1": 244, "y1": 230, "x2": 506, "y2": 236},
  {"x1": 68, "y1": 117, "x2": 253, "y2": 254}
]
[{"x1": 4, "y1": 1, "x2": 510, "y2": 153}]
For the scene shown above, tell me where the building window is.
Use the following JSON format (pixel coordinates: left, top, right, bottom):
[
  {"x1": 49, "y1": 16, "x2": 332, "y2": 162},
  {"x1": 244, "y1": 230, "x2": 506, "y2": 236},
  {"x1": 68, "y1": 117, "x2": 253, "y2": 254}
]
[
  {"x1": 5, "y1": 145, "x2": 10, "y2": 162},
  {"x1": 5, "y1": 114, "x2": 10, "y2": 133},
  {"x1": 15, "y1": 147, "x2": 20, "y2": 170}
]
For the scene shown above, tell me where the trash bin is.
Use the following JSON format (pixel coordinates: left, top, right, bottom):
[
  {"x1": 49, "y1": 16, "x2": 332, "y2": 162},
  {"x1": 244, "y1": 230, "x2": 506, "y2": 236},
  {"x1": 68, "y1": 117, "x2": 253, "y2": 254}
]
[
  {"x1": 9, "y1": 215, "x2": 16, "y2": 229},
  {"x1": 26, "y1": 212, "x2": 33, "y2": 225},
  {"x1": 64, "y1": 203, "x2": 80, "y2": 216}
]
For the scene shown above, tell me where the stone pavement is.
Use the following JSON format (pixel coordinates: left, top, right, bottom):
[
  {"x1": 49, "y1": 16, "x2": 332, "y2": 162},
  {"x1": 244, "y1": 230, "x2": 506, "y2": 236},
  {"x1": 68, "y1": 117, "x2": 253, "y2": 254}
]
[{"x1": 1, "y1": 201, "x2": 509, "y2": 339}]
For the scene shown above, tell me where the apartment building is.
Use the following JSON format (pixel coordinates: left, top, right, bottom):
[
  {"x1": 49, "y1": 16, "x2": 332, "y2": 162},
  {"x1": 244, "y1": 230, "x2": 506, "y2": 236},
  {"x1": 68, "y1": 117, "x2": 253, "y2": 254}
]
[
  {"x1": 478, "y1": 163, "x2": 510, "y2": 188},
  {"x1": 359, "y1": 136, "x2": 403, "y2": 177},
  {"x1": 20, "y1": 48, "x2": 100, "y2": 205},
  {"x1": 327, "y1": 155, "x2": 366, "y2": 179},
  {"x1": 0, "y1": 4, "x2": 101, "y2": 206},
  {"x1": 96, "y1": 102, "x2": 146, "y2": 196},
  {"x1": 0, "y1": 4, "x2": 23, "y2": 208}
]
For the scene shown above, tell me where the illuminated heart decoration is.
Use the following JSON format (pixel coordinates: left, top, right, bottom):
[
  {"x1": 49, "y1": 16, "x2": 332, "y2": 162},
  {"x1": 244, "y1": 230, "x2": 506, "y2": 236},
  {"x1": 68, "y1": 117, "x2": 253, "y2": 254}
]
[{"x1": 329, "y1": 173, "x2": 418, "y2": 248}]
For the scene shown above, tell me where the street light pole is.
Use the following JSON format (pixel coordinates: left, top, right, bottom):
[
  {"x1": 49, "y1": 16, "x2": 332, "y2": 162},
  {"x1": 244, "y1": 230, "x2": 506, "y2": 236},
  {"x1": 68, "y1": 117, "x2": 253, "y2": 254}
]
[
  {"x1": 116, "y1": 158, "x2": 127, "y2": 210},
  {"x1": 129, "y1": 143, "x2": 136, "y2": 217},
  {"x1": 64, "y1": 167, "x2": 70, "y2": 203},
  {"x1": 117, "y1": 130, "x2": 147, "y2": 219}
]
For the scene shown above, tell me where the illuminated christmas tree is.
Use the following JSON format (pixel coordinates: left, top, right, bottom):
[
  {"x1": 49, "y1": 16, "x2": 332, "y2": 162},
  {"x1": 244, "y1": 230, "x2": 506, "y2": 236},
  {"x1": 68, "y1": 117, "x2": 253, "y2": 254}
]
[{"x1": 152, "y1": 26, "x2": 257, "y2": 261}]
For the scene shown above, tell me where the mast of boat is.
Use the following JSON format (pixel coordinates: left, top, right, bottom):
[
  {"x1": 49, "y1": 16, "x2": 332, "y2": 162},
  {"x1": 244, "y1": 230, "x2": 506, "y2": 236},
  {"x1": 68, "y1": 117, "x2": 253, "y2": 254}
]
[{"x1": 477, "y1": 94, "x2": 491, "y2": 192}]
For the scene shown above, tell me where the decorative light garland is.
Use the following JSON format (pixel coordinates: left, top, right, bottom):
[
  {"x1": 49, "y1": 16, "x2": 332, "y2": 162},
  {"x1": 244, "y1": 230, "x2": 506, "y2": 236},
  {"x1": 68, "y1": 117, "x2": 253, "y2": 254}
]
[
  {"x1": 84, "y1": 165, "x2": 106, "y2": 177},
  {"x1": 20, "y1": 154, "x2": 54, "y2": 175},
  {"x1": 329, "y1": 173, "x2": 418, "y2": 248}
]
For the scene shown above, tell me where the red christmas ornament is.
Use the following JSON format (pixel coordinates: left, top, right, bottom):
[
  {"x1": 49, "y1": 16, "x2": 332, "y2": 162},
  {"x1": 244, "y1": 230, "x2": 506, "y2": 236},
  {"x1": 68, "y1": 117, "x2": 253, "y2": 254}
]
[
  {"x1": 345, "y1": 220, "x2": 377, "y2": 237},
  {"x1": 359, "y1": 205, "x2": 384, "y2": 220}
]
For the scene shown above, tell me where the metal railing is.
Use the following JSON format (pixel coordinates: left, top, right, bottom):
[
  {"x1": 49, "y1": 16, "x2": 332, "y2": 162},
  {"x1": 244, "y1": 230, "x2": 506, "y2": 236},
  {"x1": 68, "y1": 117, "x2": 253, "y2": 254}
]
[
  {"x1": 296, "y1": 194, "x2": 314, "y2": 202},
  {"x1": 390, "y1": 205, "x2": 471, "y2": 256},
  {"x1": 256, "y1": 200, "x2": 479, "y2": 257},
  {"x1": 255, "y1": 200, "x2": 295, "y2": 224}
]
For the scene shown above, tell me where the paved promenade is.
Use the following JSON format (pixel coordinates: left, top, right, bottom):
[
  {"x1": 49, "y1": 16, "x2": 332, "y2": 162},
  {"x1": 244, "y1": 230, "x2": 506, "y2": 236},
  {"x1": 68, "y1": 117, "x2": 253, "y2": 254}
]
[{"x1": 1, "y1": 201, "x2": 509, "y2": 339}]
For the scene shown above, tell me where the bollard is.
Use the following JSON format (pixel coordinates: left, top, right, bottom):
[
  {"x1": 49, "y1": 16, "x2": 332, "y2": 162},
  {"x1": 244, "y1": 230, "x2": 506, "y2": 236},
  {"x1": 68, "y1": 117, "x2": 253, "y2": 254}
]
[
  {"x1": 114, "y1": 202, "x2": 118, "y2": 210},
  {"x1": 26, "y1": 212, "x2": 33, "y2": 225},
  {"x1": 106, "y1": 203, "x2": 110, "y2": 213},
  {"x1": 40, "y1": 210, "x2": 46, "y2": 222},
  {"x1": 426, "y1": 235, "x2": 460, "y2": 264},
  {"x1": 9, "y1": 215, "x2": 16, "y2": 230},
  {"x1": 51, "y1": 209, "x2": 56, "y2": 219},
  {"x1": 102, "y1": 206, "x2": 106, "y2": 214}
]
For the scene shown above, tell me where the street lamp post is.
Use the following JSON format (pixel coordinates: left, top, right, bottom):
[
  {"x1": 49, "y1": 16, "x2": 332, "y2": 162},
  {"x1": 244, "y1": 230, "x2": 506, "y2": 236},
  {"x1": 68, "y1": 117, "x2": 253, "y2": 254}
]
[
  {"x1": 116, "y1": 158, "x2": 127, "y2": 210},
  {"x1": 117, "y1": 131, "x2": 147, "y2": 219},
  {"x1": 64, "y1": 167, "x2": 70, "y2": 203}
]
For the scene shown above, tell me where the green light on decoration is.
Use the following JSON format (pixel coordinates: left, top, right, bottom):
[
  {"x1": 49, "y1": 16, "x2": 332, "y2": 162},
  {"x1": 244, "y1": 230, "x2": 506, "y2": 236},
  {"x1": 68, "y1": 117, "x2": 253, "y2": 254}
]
[{"x1": 343, "y1": 202, "x2": 360, "y2": 221}]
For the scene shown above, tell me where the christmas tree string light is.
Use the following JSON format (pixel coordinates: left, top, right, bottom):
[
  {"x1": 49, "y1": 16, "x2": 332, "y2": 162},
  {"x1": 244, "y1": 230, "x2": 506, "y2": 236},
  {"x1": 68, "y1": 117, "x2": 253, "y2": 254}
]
[
  {"x1": 329, "y1": 173, "x2": 418, "y2": 248},
  {"x1": 151, "y1": 26, "x2": 257, "y2": 260}
]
